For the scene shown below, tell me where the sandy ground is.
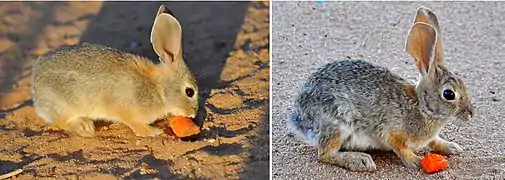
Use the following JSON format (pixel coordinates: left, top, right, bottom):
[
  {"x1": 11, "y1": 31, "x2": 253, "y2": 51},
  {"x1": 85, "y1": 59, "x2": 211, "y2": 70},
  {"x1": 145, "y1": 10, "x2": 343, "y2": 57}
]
[
  {"x1": 272, "y1": 2, "x2": 505, "y2": 179},
  {"x1": 0, "y1": 1, "x2": 269, "y2": 179}
]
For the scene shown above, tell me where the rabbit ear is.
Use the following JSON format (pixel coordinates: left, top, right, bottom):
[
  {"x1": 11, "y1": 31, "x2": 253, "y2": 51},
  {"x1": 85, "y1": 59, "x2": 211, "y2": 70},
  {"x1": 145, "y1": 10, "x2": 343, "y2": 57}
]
[
  {"x1": 151, "y1": 5, "x2": 182, "y2": 64},
  {"x1": 406, "y1": 22, "x2": 437, "y2": 76},
  {"x1": 156, "y1": 5, "x2": 175, "y2": 18},
  {"x1": 413, "y1": 6, "x2": 444, "y2": 65}
]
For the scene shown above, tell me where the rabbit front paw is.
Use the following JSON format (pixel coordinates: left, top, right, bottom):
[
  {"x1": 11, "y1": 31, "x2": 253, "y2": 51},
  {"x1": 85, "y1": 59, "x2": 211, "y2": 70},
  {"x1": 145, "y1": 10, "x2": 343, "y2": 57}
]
[
  {"x1": 132, "y1": 125, "x2": 163, "y2": 137},
  {"x1": 443, "y1": 141, "x2": 464, "y2": 154},
  {"x1": 389, "y1": 132, "x2": 422, "y2": 168},
  {"x1": 401, "y1": 155, "x2": 422, "y2": 168},
  {"x1": 429, "y1": 138, "x2": 464, "y2": 155}
]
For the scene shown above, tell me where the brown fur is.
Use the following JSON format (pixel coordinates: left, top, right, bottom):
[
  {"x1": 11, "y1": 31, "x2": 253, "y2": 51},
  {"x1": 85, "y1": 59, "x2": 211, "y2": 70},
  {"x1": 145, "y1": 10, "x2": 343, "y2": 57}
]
[
  {"x1": 318, "y1": 132, "x2": 342, "y2": 163},
  {"x1": 316, "y1": 132, "x2": 377, "y2": 171},
  {"x1": 388, "y1": 131, "x2": 422, "y2": 167},
  {"x1": 428, "y1": 139, "x2": 446, "y2": 153},
  {"x1": 402, "y1": 83, "x2": 418, "y2": 102},
  {"x1": 126, "y1": 54, "x2": 164, "y2": 78}
]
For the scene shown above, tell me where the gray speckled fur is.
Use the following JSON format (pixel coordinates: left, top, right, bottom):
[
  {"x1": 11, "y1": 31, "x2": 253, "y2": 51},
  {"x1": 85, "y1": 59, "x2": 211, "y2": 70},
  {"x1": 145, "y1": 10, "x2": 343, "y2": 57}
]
[
  {"x1": 290, "y1": 60, "x2": 412, "y2": 150},
  {"x1": 288, "y1": 8, "x2": 474, "y2": 161},
  {"x1": 289, "y1": 59, "x2": 472, "y2": 151},
  {"x1": 32, "y1": 42, "x2": 198, "y2": 137}
]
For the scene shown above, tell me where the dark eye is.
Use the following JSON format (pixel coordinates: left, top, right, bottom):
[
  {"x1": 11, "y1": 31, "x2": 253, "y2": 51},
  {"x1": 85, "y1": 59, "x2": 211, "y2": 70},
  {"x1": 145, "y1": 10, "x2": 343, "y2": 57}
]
[
  {"x1": 443, "y1": 89, "x2": 455, "y2": 100},
  {"x1": 185, "y1": 87, "x2": 195, "y2": 98}
]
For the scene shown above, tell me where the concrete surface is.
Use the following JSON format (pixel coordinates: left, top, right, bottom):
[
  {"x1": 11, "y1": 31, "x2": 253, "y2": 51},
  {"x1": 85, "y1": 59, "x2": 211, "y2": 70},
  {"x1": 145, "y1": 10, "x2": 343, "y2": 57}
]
[{"x1": 272, "y1": 1, "x2": 505, "y2": 179}]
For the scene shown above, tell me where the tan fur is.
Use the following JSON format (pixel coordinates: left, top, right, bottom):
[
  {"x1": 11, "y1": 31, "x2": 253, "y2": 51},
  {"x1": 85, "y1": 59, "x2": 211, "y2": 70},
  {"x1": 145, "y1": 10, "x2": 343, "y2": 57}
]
[
  {"x1": 31, "y1": 5, "x2": 198, "y2": 137},
  {"x1": 388, "y1": 131, "x2": 422, "y2": 167},
  {"x1": 428, "y1": 137, "x2": 464, "y2": 155},
  {"x1": 317, "y1": 132, "x2": 377, "y2": 171},
  {"x1": 402, "y1": 83, "x2": 418, "y2": 102},
  {"x1": 126, "y1": 54, "x2": 165, "y2": 78},
  {"x1": 414, "y1": 6, "x2": 444, "y2": 65},
  {"x1": 428, "y1": 139, "x2": 446, "y2": 153},
  {"x1": 406, "y1": 22, "x2": 437, "y2": 73},
  {"x1": 318, "y1": 132, "x2": 342, "y2": 163}
]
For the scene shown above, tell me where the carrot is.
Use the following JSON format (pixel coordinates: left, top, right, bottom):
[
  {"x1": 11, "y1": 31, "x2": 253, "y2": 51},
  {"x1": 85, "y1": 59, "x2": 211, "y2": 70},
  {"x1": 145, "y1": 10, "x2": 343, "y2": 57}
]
[
  {"x1": 169, "y1": 116, "x2": 200, "y2": 138},
  {"x1": 421, "y1": 153, "x2": 448, "y2": 174}
]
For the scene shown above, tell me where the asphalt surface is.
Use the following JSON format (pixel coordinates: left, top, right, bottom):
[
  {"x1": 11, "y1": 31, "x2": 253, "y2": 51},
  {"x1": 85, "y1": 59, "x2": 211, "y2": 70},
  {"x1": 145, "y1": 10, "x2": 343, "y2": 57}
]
[{"x1": 272, "y1": 2, "x2": 505, "y2": 179}]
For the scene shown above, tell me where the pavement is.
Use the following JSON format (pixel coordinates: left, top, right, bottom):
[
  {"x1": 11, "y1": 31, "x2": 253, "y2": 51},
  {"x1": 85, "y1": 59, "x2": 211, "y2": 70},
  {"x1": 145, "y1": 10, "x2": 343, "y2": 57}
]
[{"x1": 272, "y1": 1, "x2": 505, "y2": 179}]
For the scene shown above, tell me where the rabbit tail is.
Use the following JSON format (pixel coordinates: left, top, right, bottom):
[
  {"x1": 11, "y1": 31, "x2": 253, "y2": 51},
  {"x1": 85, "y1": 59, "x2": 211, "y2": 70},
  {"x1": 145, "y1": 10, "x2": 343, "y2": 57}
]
[{"x1": 288, "y1": 107, "x2": 319, "y2": 147}]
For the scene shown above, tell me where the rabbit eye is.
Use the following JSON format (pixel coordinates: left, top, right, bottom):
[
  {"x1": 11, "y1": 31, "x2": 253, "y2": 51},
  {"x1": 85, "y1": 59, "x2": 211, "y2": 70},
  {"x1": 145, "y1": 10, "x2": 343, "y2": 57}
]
[
  {"x1": 185, "y1": 87, "x2": 195, "y2": 98},
  {"x1": 442, "y1": 89, "x2": 455, "y2": 100}
]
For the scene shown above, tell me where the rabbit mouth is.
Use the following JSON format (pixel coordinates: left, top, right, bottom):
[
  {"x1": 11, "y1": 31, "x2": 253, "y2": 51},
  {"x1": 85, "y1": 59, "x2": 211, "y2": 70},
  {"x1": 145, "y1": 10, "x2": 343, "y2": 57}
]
[
  {"x1": 158, "y1": 113, "x2": 195, "y2": 121},
  {"x1": 184, "y1": 114, "x2": 196, "y2": 119},
  {"x1": 167, "y1": 109, "x2": 196, "y2": 119},
  {"x1": 165, "y1": 107, "x2": 196, "y2": 119}
]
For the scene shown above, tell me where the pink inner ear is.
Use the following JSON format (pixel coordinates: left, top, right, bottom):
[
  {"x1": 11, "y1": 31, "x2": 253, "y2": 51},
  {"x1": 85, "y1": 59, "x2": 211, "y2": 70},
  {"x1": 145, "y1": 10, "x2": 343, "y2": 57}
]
[
  {"x1": 416, "y1": 60, "x2": 424, "y2": 73},
  {"x1": 415, "y1": 58, "x2": 430, "y2": 74},
  {"x1": 163, "y1": 48, "x2": 175, "y2": 62},
  {"x1": 422, "y1": 58, "x2": 430, "y2": 72}
]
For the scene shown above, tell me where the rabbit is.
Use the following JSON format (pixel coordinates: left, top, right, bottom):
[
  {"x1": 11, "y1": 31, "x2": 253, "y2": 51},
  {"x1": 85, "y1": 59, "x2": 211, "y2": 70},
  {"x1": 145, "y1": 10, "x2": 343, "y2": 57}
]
[
  {"x1": 288, "y1": 6, "x2": 474, "y2": 171},
  {"x1": 31, "y1": 5, "x2": 198, "y2": 137}
]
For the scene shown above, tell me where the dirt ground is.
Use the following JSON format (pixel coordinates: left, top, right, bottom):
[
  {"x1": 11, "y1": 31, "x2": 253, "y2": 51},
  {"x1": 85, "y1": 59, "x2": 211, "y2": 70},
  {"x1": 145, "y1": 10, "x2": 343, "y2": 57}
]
[
  {"x1": 0, "y1": 1, "x2": 269, "y2": 180},
  {"x1": 272, "y1": 1, "x2": 505, "y2": 180}
]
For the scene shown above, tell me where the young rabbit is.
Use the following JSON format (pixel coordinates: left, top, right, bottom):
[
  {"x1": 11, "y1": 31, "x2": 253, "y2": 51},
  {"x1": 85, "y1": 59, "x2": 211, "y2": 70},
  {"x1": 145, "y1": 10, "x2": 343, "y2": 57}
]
[
  {"x1": 31, "y1": 5, "x2": 198, "y2": 137},
  {"x1": 288, "y1": 7, "x2": 474, "y2": 171}
]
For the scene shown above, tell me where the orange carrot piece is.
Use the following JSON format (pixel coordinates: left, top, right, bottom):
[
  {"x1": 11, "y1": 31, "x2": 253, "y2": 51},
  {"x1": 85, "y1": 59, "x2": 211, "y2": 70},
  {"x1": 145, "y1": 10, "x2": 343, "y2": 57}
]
[
  {"x1": 169, "y1": 116, "x2": 200, "y2": 138},
  {"x1": 421, "y1": 153, "x2": 448, "y2": 173}
]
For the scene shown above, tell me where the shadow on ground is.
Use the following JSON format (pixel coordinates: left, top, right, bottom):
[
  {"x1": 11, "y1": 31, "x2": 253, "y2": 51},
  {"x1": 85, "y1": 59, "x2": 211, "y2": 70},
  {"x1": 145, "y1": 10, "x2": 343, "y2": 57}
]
[{"x1": 0, "y1": 2, "x2": 59, "y2": 113}]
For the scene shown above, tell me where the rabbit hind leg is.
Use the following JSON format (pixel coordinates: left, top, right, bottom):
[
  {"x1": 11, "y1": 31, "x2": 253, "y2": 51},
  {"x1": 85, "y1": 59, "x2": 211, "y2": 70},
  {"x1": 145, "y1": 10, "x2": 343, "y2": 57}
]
[
  {"x1": 51, "y1": 113, "x2": 95, "y2": 137},
  {"x1": 317, "y1": 131, "x2": 377, "y2": 171},
  {"x1": 33, "y1": 103, "x2": 54, "y2": 124},
  {"x1": 34, "y1": 103, "x2": 95, "y2": 137}
]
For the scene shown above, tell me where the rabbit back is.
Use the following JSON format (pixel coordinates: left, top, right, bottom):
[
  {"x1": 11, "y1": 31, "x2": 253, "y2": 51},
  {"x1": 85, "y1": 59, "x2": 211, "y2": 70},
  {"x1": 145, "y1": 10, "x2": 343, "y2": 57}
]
[
  {"x1": 287, "y1": 7, "x2": 473, "y2": 171},
  {"x1": 289, "y1": 60, "x2": 420, "y2": 150},
  {"x1": 32, "y1": 43, "x2": 164, "y2": 123}
]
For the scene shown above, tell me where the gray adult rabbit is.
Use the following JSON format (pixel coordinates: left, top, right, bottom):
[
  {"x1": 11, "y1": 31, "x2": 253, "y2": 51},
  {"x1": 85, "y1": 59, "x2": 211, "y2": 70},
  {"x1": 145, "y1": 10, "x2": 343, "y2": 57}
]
[
  {"x1": 31, "y1": 5, "x2": 198, "y2": 137},
  {"x1": 288, "y1": 6, "x2": 474, "y2": 171}
]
